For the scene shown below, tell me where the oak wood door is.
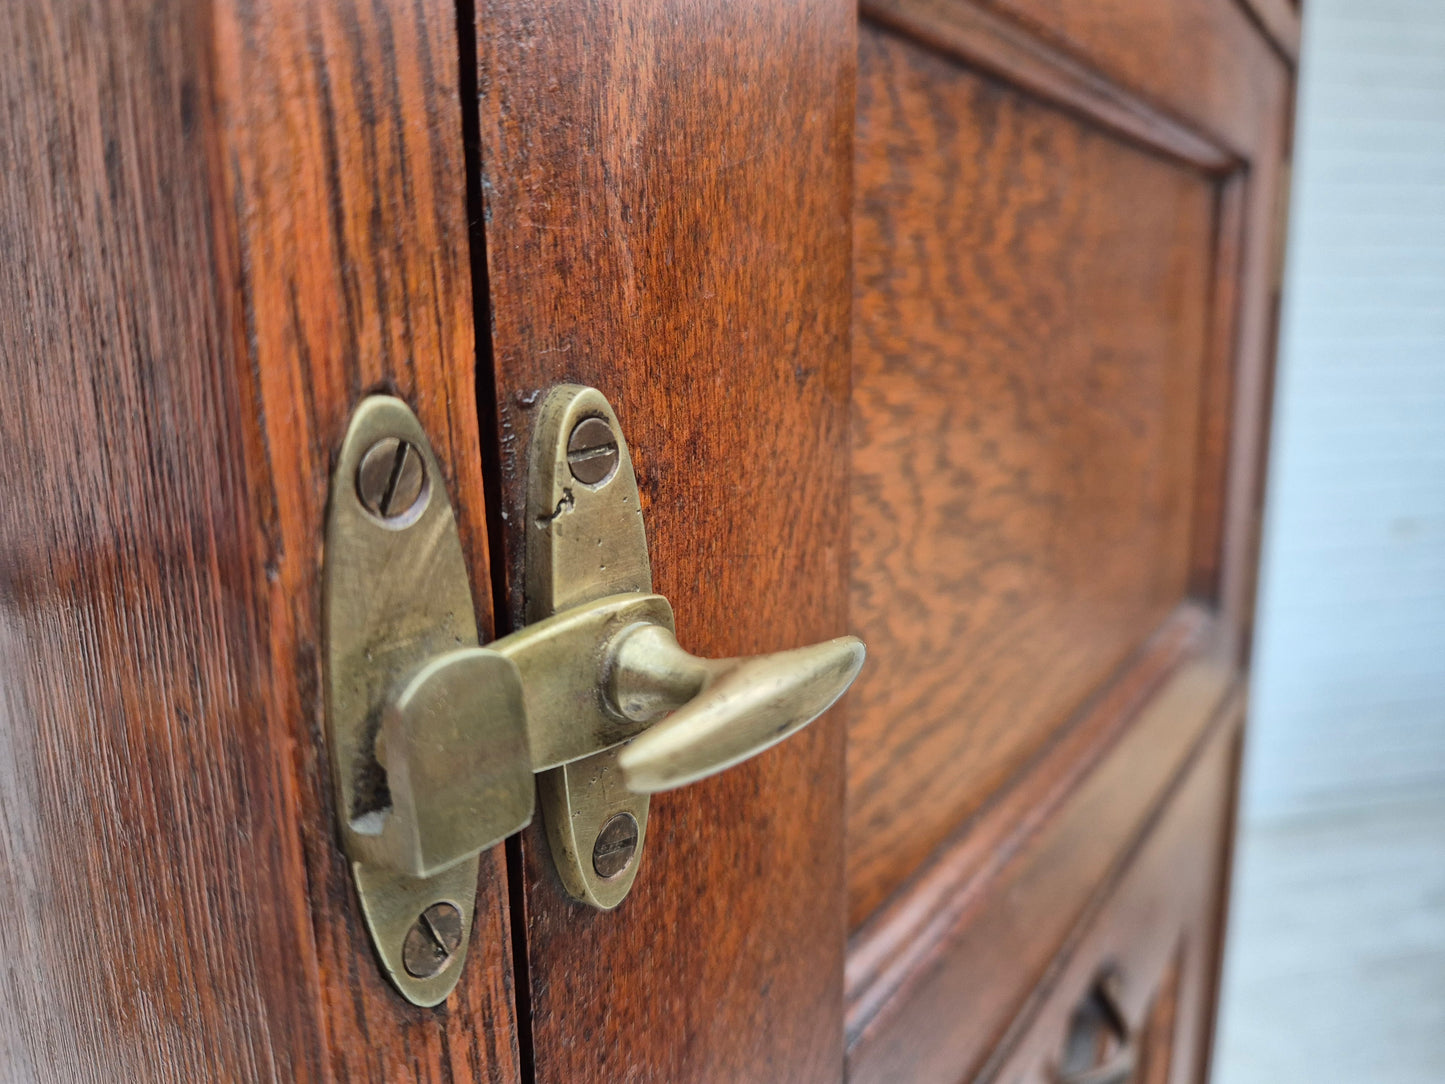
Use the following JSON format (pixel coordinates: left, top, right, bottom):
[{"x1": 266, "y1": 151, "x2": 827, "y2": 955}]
[{"x1": 0, "y1": 0, "x2": 1294, "y2": 1081}]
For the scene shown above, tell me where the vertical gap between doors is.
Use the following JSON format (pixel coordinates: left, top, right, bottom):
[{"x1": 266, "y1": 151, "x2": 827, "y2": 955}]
[{"x1": 454, "y1": 1, "x2": 536, "y2": 1079}]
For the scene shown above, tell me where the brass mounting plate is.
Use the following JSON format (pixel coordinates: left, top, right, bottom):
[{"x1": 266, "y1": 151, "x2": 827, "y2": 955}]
[
  {"x1": 527, "y1": 385, "x2": 655, "y2": 909},
  {"x1": 324, "y1": 396, "x2": 534, "y2": 1005}
]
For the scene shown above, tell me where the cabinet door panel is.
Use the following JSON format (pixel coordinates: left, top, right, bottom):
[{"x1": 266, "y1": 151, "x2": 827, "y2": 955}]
[{"x1": 845, "y1": 1, "x2": 1292, "y2": 1079}]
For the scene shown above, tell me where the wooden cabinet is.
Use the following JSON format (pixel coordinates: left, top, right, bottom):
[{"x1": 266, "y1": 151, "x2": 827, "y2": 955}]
[
  {"x1": 0, "y1": 0, "x2": 1295, "y2": 1080},
  {"x1": 843, "y1": 1, "x2": 1292, "y2": 1079}
]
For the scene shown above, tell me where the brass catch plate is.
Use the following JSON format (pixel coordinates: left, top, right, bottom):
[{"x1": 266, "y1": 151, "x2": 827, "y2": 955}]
[
  {"x1": 324, "y1": 396, "x2": 534, "y2": 1005},
  {"x1": 526, "y1": 385, "x2": 654, "y2": 909}
]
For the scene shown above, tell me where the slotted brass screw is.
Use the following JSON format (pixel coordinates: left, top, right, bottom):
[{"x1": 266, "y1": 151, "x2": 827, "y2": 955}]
[
  {"x1": 592, "y1": 812, "x2": 640, "y2": 878},
  {"x1": 402, "y1": 902, "x2": 463, "y2": 979},
  {"x1": 566, "y1": 417, "x2": 620, "y2": 486},
  {"x1": 357, "y1": 436, "x2": 427, "y2": 521}
]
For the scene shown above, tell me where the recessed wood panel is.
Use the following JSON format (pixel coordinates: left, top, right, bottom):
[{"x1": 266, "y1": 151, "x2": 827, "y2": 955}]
[{"x1": 849, "y1": 24, "x2": 1218, "y2": 926}]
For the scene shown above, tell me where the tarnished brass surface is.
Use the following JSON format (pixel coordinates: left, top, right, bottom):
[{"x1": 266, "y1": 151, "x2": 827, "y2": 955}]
[
  {"x1": 525, "y1": 385, "x2": 652, "y2": 615},
  {"x1": 324, "y1": 395, "x2": 533, "y2": 1005},
  {"x1": 352, "y1": 861, "x2": 479, "y2": 1008},
  {"x1": 381, "y1": 647, "x2": 532, "y2": 877},
  {"x1": 611, "y1": 627, "x2": 866, "y2": 793},
  {"x1": 1056, "y1": 969, "x2": 1138, "y2": 1084},
  {"x1": 525, "y1": 385, "x2": 654, "y2": 908},
  {"x1": 495, "y1": 593, "x2": 675, "y2": 770},
  {"x1": 326, "y1": 387, "x2": 868, "y2": 976},
  {"x1": 537, "y1": 746, "x2": 650, "y2": 909}
]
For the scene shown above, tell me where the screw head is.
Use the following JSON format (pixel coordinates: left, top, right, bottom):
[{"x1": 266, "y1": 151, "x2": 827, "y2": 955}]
[
  {"x1": 566, "y1": 417, "x2": 620, "y2": 486},
  {"x1": 592, "y1": 811, "x2": 640, "y2": 879},
  {"x1": 402, "y1": 902, "x2": 463, "y2": 979},
  {"x1": 356, "y1": 437, "x2": 427, "y2": 522}
]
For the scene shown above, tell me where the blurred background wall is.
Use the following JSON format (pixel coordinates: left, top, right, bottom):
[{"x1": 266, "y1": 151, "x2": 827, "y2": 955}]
[
  {"x1": 1214, "y1": 1, "x2": 1445, "y2": 1080},
  {"x1": 1246, "y1": 0, "x2": 1445, "y2": 821}
]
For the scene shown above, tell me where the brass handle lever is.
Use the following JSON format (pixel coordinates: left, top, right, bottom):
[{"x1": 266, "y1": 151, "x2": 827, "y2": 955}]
[{"x1": 609, "y1": 626, "x2": 866, "y2": 792}]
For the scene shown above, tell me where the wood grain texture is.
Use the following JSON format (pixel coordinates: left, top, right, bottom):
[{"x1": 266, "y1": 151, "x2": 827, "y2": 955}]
[
  {"x1": 849, "y1": 23, "x2": 1216, "y2": 926},
  {"x1": 952, "y1": 2, "x2": 1293, "y2": 663},
  {"x1": 210, "y1": 1, "x2": 521, "y2": 1079},
  {"x1": 962, "y1": 0, "x2": 1291, "y2": 659},
  {"x1": 846, "y1": 665, "x2": 1238, "y2": 1083},
  {"x1": 472, "y1": 0, "x2": 855, "y2": 1079},
  {"x1": 845, "y1": 2, "x2": 1291, "y2": 1077},
  {"x1": 0, "y1": 2, "x2": 519, "y2": 1080},
  {"x1": 862, "y1": 0, "x2": 1237, "y2": 173},
  {"x1": 979, "y1": 712, "x2": 1240, "y2": 1083}
]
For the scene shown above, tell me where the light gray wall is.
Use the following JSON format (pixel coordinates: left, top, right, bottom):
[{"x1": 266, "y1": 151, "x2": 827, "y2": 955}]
[{"x1": 1245, "y1": 0, "x2": 1445, "y2": 821}]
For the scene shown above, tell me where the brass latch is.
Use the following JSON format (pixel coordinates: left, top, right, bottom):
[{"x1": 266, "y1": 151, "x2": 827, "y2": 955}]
[{"x1": 323, "y1": 386, "x2": 864, "y2": 1005}]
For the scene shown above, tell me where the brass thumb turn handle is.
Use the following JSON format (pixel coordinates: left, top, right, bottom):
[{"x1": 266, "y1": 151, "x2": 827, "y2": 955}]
[
  {"x1": 324, "y1": 385, "x2": 867, "y2": 1006},
  {"x1": 611, "y1": 626, "x2": 866, "y2": 792}
]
